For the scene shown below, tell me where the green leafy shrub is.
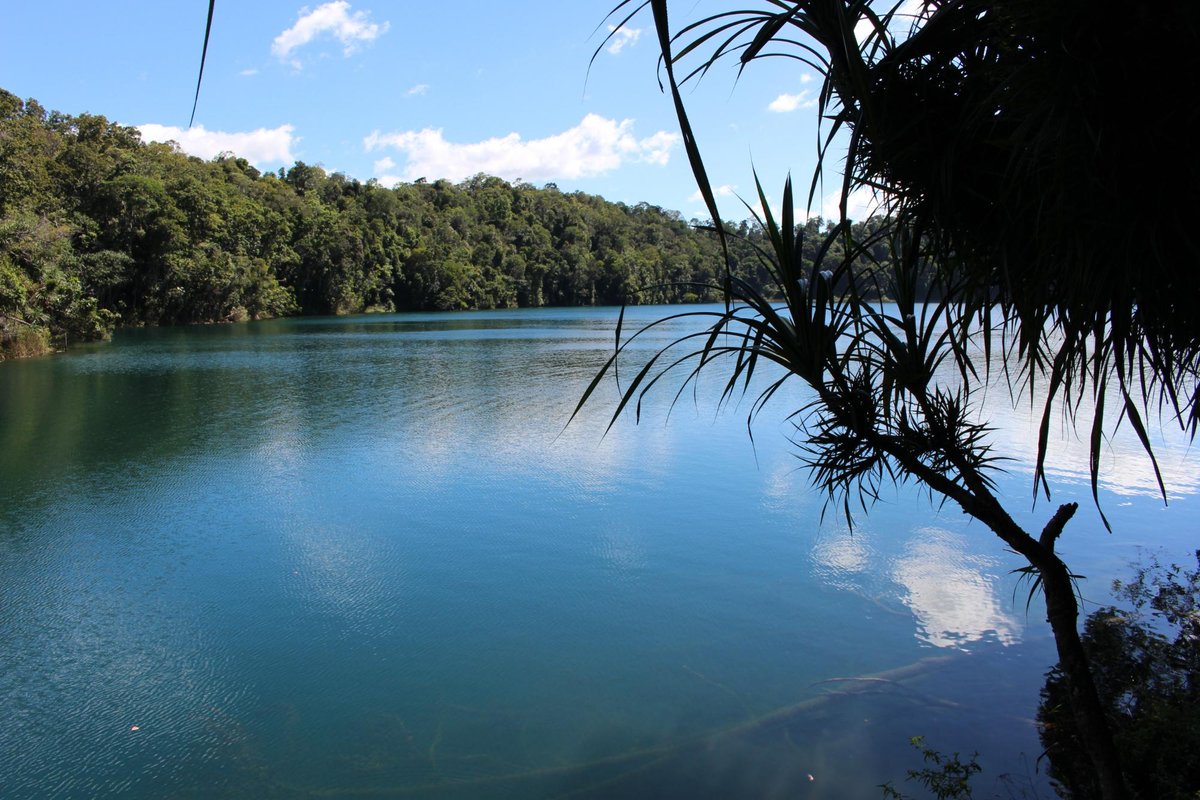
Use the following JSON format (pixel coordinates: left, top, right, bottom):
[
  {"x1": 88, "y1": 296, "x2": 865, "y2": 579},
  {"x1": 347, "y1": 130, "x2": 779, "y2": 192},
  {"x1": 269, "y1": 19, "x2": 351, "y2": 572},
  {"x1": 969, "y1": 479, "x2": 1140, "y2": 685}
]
[{"x1": 881, "y1": 737, "x2": 982, "y2": 800}]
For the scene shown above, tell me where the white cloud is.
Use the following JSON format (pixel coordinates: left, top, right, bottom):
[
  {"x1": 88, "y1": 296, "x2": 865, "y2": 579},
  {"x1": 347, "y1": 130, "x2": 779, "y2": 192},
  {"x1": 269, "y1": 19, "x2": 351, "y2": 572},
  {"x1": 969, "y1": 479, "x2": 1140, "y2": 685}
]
[
  {"x1": 857, "y1": 0, "x2": 927, "y2": 46},
  {"x1": 272, "y1": 2, "x2": 388, "y2": 67},
  {"x1": 819, "y1": 184, "x2": 885, "y2": 222},
  {"x1": 688, "y1": 184, "x2": 737, "y2": 203},
  {"x1": 405, "y1": 83, "x2": 428, "y2": 96},
  {"x1": 725, "y1": 184, "x2": 883, "y2": 225},
  {"x1": 363, "y1": 114, "x2": 679, "y2": 183},
  {"x1": 854, "y1": 15, "x2": 878, "y2": 47},
  {"x1": 372, "y1": 156, "x2": 395, "y2": 172},
  {"x1": 137, "y1": 123, "x2": 297, "y2": 166},
  {"x1": 768, "y1": 88, "x2": 817, "y2": 112},
  {"x1": 240, "y1": 67, "x2": 259, "y2": 77},
  {"x1": 606, "y1": 24, "x2": 642, "y2": 55},
  {"x1": 894, "y1": 0, "x2": 928, "y2": 35}
]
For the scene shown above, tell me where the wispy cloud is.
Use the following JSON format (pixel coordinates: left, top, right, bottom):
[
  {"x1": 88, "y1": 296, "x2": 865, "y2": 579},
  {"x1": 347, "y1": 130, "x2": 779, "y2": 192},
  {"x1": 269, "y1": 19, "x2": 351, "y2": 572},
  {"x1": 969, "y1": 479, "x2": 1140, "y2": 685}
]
[
  {"x1": 363, "y1": 114, "x2": 679, "y2": 183},
  {"x1": 137, "y1": 123, "x2": 297, "y2": 166},
  {"x1": 405, "y1": 83, "x2": 429, "y2": 96},
  {"x1": 688, "y1": 184, "x2": 736, "y2": 203},
  {"x1": 605, "y1": 24, "x2": 642, "y2": 55},
  {"x1": 372, "y1": 156, "x2": 395, "y2": 173},
  {"x1": 768, "y1": 88, "x2": 817, "y2": 113},
  {"x1": 819, "y1": 184, "x2": 885, "y2": 222},
  {"x1": 240, "y1": 67, "x2": 259, "y2": 77},
  {"x1": 272, "y1": 2, "x2": 389, "y2": 68}
]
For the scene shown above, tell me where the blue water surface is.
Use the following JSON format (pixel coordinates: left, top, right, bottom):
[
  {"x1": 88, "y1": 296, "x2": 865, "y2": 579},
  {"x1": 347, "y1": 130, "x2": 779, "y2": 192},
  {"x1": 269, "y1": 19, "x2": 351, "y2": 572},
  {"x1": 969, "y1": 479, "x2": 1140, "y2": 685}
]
[{"x1": 0, "y1": 306, "x2": 1194, "y2": 799}]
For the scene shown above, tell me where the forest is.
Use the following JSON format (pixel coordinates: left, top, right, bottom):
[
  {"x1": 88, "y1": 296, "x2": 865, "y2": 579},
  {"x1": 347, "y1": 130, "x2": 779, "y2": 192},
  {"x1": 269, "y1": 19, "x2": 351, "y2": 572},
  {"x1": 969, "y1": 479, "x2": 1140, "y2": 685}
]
[{"x1": 0, "y1": 87, "x2": 899, "y2": 360}]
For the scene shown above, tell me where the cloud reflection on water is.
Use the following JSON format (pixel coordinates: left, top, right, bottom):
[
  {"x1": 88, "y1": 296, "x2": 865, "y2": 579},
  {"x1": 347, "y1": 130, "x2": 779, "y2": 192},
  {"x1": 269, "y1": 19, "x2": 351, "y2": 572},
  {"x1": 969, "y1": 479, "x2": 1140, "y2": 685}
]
[
  {"x1": 891, "y1": 527, "x2": 1020, "y2": 648},
  {"x1": 810, "y1": 525, "x2": 1022, "y2": 649}
]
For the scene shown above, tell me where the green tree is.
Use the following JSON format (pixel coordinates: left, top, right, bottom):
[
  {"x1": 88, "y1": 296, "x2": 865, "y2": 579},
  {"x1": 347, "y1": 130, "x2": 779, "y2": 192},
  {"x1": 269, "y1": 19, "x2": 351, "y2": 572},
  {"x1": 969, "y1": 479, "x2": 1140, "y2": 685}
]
[{"x1": 3, "y1": 79, "x2": 771, "y2": 352}]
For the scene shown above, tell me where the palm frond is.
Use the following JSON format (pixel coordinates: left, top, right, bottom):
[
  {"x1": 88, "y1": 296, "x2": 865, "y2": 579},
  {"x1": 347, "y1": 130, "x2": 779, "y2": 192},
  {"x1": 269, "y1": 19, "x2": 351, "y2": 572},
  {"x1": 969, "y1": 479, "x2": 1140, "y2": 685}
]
[
  {"x1": 637, "y1": 0, "x2": 1199, "y2": 508},
  {"x1": 190, "y1": 0, "x2": 216, "y2": 128}
]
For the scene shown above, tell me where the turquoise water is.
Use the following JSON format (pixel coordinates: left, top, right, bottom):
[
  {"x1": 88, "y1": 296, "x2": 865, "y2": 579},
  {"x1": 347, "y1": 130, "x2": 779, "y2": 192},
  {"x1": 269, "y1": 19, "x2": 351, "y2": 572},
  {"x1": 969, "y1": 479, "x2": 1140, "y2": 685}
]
[{"x1": 0, "y1": 306, "x2": 1194, "y2": 798}]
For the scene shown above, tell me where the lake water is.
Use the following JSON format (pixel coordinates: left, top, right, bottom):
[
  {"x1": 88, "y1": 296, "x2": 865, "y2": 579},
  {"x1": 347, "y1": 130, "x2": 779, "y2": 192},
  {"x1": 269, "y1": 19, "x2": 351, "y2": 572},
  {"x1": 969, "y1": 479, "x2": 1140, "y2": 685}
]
[{"x1": 1, "y1": 306, "x2": 1194, "y2": 799}]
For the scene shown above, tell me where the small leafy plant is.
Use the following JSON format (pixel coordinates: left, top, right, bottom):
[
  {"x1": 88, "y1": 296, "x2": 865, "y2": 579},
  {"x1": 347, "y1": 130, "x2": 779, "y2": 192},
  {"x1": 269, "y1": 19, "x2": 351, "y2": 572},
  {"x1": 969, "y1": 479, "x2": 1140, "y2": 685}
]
[{"x1": 880, "y1": 736, "x2": 982, "y2": 800}]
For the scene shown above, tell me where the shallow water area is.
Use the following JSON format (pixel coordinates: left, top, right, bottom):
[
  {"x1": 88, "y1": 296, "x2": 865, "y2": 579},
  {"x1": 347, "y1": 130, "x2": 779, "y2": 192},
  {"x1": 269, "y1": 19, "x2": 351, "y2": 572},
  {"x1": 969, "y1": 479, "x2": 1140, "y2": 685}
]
[{"x1": 0, "y1": 306, "x2": 1193, "y2": 798}]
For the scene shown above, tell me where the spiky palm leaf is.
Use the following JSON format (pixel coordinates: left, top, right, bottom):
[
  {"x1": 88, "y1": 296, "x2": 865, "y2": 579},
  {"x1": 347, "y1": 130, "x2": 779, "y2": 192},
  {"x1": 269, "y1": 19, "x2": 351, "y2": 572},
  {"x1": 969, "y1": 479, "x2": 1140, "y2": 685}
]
[
  {"x1": 602, "y1": 0, "x2": 1199, "y2": 513},
  {"x1": 574, "y1": 172, "x2": 1001, "y2": 527},
  {"x1": 190, "y1": 1, "x2": 216, "y2": 127}
]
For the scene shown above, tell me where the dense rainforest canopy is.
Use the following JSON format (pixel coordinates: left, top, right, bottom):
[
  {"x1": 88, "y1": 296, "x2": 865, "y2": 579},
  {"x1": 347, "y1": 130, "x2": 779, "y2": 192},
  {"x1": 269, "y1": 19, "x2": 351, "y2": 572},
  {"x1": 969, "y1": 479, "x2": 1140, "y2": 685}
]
[{"x1": 0, "y1": 87, "x2": 898, "y2": 359}]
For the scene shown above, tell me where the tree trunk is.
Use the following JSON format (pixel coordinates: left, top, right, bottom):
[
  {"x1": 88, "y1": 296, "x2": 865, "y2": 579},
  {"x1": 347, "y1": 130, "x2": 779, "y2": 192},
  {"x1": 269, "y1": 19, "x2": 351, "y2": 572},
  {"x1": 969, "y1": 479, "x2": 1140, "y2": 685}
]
[
  {"x1": 1039, "y1": 554, "x2": 1129, "y2": 800},
  {"x1": 963, "y1": 498, "x2": 1130, "y2": 800}
]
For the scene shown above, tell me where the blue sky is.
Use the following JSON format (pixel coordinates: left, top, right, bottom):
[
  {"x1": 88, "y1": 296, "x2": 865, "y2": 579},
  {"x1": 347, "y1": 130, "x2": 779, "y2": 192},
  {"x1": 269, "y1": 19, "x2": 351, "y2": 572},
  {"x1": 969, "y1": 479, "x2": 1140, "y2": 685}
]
[{"x1": 1, "y1": 1, "x2": 871, "y2": 220}]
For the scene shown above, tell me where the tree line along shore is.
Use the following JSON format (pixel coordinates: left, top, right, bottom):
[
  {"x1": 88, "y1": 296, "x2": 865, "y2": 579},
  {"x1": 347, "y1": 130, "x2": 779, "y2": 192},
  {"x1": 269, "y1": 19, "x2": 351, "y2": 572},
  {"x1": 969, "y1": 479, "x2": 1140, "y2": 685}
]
[{"x1": 1, "y1": 88, "x2": 906, "y2": 360}]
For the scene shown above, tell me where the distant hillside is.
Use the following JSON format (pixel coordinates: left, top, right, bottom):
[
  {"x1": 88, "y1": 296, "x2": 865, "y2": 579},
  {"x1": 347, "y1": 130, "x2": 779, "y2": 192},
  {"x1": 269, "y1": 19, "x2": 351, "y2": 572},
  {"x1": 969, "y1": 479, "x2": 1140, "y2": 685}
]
[{"x1": 1, "y1": 88, "x2": 882, "y2": 359}]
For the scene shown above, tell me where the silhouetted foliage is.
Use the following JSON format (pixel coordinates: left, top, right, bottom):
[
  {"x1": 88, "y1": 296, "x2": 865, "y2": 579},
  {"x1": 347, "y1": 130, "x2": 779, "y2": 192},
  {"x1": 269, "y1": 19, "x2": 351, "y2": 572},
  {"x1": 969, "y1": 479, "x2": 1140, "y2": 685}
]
[{"x1": 583, "y1": 2, "x2": 1200, "y2": 797}]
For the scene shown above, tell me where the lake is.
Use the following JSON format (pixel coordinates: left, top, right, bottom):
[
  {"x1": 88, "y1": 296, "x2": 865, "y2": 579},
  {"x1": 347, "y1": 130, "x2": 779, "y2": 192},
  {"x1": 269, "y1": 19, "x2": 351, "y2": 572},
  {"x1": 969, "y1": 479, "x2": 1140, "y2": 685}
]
[{"x1": 0, "y1": 306, "x2": 1194, "y2": 799}]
